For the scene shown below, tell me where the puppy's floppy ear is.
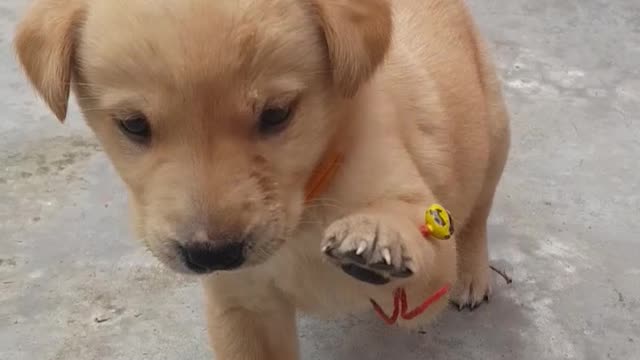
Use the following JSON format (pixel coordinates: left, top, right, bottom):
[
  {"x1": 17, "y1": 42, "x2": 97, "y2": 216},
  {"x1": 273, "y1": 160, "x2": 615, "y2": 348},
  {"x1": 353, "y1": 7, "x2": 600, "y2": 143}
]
[
  {"x1": 14, "y1": 0, "x2": 86, "y2": 122},
  {"x1": 311, "y1": 0, "x2": 392, "y2": 97}
]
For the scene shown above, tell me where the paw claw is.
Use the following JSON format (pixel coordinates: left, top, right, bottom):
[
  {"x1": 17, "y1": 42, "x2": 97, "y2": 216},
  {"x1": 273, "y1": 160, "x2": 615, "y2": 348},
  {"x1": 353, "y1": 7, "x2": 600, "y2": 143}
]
[
  {"x1": 356, "y1": 241, "x2": 368, "y2": 256},
  {"x1": 381, "y1": 248, "x2": 392, "y2": 265},
  {"x1": 321, "y1": 239, "x2": 336, "y2": 254},
  {"x1": 345, "y1": 250, "x2": 366, "y2": 264}
]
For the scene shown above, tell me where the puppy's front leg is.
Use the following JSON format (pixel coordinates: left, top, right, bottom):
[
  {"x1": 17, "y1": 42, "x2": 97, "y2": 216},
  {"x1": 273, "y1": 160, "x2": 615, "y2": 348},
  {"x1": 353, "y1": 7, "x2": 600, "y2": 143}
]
[
  {"x1": 204, "y1": 282, "x2": 299, "y2": 360},
  {"x1": 322, "y1": 199, "x2": 456, "y2": 286}
]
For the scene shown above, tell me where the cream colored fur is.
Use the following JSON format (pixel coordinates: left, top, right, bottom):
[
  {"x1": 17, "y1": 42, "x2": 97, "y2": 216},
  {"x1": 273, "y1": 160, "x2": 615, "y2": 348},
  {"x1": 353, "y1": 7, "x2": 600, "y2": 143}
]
[{"x1": 14, "y1": 0, "x2": 510, "y2": 359}]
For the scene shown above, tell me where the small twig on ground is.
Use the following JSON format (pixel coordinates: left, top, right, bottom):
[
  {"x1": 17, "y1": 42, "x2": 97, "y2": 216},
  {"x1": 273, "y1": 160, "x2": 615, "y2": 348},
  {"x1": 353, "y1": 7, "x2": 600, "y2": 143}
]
[{"x1": 490, "y1": 265, "x2": 513, "y2": 284}]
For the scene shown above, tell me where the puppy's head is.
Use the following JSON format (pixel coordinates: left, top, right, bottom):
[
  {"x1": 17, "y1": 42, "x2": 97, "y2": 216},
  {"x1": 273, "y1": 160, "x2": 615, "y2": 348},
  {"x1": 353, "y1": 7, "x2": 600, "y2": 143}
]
[{"x1": 15, "y1": 0, "x2": 391, "y2": 274}]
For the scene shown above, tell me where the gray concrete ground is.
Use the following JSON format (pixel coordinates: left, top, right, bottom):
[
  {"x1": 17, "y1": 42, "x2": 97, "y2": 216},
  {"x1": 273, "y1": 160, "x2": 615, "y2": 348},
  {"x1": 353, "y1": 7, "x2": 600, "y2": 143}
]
[{"x1": 1, "y1": 0, "x2": 639, "y2": 359}]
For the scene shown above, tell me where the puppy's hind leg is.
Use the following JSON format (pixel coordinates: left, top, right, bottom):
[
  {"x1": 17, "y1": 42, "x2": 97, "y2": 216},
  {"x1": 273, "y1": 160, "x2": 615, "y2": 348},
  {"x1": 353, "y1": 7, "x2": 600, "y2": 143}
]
[
  {"x1": 449, "y1": 196, "x2": 493, "y2": 310},
  {"x1": 450, "y1": 121, "x2": 509, "y2": 310}
]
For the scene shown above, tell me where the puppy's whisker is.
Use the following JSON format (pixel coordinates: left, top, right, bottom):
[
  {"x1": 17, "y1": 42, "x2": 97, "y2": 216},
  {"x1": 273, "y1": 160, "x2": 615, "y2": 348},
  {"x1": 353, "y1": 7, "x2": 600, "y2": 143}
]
[
  {"x1": 73, "y1": 95, "x2": 107, "y2": 101},
  {"x1": 307, "y1": 196, "x2": 344, "y2": 205},
  {"x1": 307, "y1": 200, "x2": 344, "y2": 206},
  {"x1": 297, "y1": 220, "x2": 327, "y2": 226},
  {"x1": 304, "y1": 201, "x2": 346, "y2": 211}
]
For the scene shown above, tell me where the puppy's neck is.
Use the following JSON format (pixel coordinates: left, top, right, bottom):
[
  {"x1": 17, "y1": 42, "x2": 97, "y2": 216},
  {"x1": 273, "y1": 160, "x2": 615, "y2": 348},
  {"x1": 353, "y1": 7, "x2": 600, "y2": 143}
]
[{"x1": 304, "y1": 76, "x2": 391, "y2": 203}]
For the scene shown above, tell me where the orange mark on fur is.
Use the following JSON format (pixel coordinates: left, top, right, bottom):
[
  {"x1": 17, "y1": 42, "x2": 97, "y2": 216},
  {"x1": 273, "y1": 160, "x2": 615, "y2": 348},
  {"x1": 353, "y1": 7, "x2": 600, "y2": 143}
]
[{"x1": 303, "y1": 149, "x2": 343, "y2": 203}]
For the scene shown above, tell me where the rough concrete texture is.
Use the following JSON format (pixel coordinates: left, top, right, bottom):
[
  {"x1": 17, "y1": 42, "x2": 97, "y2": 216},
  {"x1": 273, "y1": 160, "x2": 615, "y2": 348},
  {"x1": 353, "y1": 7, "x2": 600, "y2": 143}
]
[{"x1": 1, "y1": 0, "x2": 639, "y2": 359}]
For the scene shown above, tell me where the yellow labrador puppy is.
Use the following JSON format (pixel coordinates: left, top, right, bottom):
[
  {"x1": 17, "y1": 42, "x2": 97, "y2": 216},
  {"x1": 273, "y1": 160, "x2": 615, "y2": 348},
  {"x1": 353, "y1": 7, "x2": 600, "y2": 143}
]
[{"x1": 15, "y1": 0, "x2": 509, "y2": 358}]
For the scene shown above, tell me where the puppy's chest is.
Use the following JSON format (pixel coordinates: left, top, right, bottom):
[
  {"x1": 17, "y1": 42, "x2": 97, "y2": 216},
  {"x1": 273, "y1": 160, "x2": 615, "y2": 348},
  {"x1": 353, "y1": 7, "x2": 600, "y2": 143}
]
[{"x1": 270, "y1": 221, "x2": 375, "y2": 315}]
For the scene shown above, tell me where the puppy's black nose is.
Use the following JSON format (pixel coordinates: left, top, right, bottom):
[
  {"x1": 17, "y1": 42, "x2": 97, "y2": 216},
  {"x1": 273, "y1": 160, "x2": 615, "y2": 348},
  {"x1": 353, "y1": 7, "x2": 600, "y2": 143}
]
[{"x1": 179, "y1": 242, "x2": 245, "y2": 273}]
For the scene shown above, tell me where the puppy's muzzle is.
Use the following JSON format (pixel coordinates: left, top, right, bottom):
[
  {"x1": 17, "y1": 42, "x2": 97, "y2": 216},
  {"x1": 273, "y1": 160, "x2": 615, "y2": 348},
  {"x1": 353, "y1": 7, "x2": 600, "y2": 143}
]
[{"x1": 179, "y1": 241, "x2": 245, "y2": 273}]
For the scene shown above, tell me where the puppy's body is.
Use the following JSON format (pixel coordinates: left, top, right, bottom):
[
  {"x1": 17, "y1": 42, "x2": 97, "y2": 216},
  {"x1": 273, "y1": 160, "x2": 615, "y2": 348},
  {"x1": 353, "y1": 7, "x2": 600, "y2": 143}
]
[
  {"x1": 15, "y1": 0, "x2": 509, "y2": 359},
  {"x1": 208, "y1": 0, "x2": 508, "y2": 312}
]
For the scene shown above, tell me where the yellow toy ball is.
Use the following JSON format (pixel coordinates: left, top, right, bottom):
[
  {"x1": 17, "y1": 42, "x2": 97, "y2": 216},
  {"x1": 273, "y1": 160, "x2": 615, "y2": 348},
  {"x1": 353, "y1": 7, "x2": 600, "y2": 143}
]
[{"x1": 423, "y1": 204, "x2": 454, "y2": 240}]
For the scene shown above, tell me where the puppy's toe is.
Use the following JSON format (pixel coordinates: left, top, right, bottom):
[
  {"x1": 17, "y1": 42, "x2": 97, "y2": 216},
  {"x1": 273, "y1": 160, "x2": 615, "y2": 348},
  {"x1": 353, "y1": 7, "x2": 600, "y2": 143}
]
[
  {"x1": 322, "y1": 214, "x2": 415, "y2": 285},
  {"x1": 450, "y1": 266, "x2": 492, "y2": 311}
]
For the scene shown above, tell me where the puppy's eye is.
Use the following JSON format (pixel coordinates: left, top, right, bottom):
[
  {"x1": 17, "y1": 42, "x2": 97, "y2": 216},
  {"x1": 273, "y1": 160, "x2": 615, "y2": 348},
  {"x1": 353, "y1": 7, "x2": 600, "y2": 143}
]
[
  {"x1": 258, "y1": 106, "x2": 292, "y2": 135},
  {"x1": 117, "y1": 114, "x2": 151, "y2": 143}
]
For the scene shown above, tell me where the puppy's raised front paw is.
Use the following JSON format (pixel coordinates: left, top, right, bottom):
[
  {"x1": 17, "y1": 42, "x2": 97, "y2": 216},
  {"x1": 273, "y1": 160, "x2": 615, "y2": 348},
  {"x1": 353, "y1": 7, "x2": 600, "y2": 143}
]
[{"x1": 321, "y1": 214, "x2": 415, "y2": 285}]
